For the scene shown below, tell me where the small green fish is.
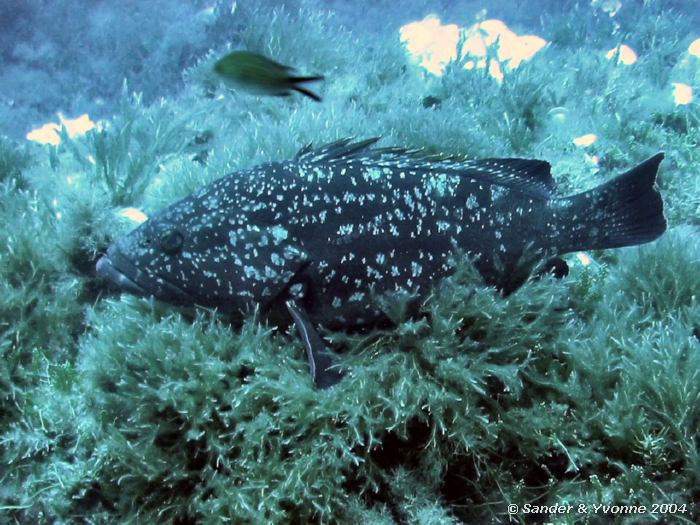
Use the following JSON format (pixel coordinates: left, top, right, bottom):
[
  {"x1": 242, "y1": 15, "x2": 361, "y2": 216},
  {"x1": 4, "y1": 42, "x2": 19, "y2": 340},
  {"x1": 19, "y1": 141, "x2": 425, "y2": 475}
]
[{"x1": 213, "y1": 50, "x2": 324, "y2": 101}]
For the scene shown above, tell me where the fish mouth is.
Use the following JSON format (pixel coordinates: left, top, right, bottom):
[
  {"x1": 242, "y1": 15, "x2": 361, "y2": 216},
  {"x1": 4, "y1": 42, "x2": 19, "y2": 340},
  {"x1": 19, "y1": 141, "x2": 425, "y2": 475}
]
[
  {"x1": 96, "y1": 246, "x2": 195, "y2": 305},
  {"x1": 96, "y1": 254, "x2": 148, "y2": 296}
]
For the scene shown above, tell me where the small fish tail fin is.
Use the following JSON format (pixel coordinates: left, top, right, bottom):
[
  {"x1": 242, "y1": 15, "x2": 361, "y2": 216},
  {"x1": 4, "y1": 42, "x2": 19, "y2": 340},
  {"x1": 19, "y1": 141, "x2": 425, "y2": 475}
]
[
  {"x1": 290, "y1": 75, "x2": 324, "y2": 83},
  {"x1": 289, "y1": 76, "x2": 323, "y2": 101},
  {"x1": 552, "y1": 153, "x2": 667, "y2": 253},
  {"x1": 291, "y1": 85, "x2": 322, "y2": 101}
]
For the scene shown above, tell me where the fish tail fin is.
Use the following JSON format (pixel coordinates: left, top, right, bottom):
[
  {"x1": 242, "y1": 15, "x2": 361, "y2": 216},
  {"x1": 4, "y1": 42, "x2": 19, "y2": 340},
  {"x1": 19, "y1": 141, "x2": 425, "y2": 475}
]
[
  {"x1": 291, "y1": 85, "x2": 322, "y2": 101},
  {"x1": 552, "y1": 153, "x2": 667, "y2": 253},
  {"x1": 290, "y1": 75, "x2": 325, "y2": 84},
  {"x1": 289, "y1": 76, "x2": 323, "y2": 101}
]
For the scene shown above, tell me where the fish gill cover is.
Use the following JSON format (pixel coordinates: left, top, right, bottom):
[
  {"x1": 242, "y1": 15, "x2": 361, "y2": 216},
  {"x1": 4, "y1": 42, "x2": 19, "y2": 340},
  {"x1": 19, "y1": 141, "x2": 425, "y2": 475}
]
[{"x1": 1, "y1": 0, "x2": 700, "y2": 524}]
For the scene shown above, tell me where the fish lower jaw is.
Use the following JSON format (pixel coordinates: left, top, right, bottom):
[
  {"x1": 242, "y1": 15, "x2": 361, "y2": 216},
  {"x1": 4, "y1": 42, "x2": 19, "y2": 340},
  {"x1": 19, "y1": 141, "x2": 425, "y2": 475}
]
[
  {"x1": 96, "y1": 255, "x2": 149, "y2": 296},
  {"x1": 96, "y1": 253, "x2": 196, "y2": 306}
]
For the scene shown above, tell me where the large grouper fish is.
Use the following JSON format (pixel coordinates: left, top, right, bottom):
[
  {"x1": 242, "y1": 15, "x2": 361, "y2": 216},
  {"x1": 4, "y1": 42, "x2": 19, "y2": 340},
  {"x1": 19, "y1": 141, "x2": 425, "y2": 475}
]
[{"x1": 96, "y1": 139, "x2": 666, "y2": 388}]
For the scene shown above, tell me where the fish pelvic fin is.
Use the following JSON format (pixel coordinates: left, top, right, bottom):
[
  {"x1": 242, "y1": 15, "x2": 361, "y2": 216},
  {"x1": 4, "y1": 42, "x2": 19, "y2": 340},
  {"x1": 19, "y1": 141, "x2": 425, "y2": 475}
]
[
  {"x1": 285, "y1": 300, "x2": 344, "y2": 388},
  {"x1": 550, "y1": 153, "x2": 667, "y2": 253}
]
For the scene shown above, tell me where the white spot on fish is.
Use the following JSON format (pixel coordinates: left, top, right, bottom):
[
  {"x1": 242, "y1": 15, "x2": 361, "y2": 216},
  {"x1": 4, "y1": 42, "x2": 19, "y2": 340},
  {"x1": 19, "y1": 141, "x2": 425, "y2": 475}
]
[
  {"x1": 349, "y1": 291, "x2": 365, "y2": 302},
  {"x1": 338, "y1": 224, "x2": 354, "y2": 236},
  {"x1": 365, "y1": 167, "x2": 381, "y2": 181},
  {"x1": 270, "y1": 225, "x2": 288, "y2": 243},
  {"x1": 490, "y1": 186, "x2": 507, "y2": 201},
  {"x1": 436, "y1": 220, "x2": 450, "y2": 233},
  {"x1": 411, "y1": 261, "x2": 423, "y2": 277}
]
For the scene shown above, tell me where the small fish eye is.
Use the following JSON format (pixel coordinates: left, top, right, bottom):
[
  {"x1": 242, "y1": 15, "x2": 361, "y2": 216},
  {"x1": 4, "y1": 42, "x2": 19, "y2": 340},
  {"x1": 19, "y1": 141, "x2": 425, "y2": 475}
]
[{"x1": 160, "y1": 230, "x2": 184, "y2": 255}]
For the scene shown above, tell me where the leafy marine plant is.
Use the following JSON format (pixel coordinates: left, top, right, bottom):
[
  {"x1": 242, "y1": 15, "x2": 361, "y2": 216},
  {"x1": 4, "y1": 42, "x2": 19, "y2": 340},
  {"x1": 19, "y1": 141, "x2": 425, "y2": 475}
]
[
  {"x1": 607, "y1": 226, "x2": 700, "y2": 321},
  {"x1": 0, "y1": 136, "x2": 30, "y2": 187},
  {"x1": 46, "y1": 252, "x2": 581, "y2": 524},
  {"x1": 57, "y1": 83, "x2": 192, "y2": 207},
  {"x1": 0, "y1": 142, "x2": 87, "y2": 520},
  {"x1": 3, "y1": 1, "x2": 700, "y2": 523},
  {"x1": 72, "y1": 296, "x2": 361, "y2": 523},
  {"x1": 0, "y1": 141, "x2": 80, "y2": 404},
  {"x1": 530, "y1": 229, "x2": 700, "y2": 521},
  {"x1": 6, "y1": 227, "x2": 698, "y2": 524}
]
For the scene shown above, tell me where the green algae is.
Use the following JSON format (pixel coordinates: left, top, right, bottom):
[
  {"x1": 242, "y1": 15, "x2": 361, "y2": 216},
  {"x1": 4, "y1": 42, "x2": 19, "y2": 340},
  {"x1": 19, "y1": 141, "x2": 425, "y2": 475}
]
[{"x1": 1, "y1": 1, "x2": 700, "y2": 524}]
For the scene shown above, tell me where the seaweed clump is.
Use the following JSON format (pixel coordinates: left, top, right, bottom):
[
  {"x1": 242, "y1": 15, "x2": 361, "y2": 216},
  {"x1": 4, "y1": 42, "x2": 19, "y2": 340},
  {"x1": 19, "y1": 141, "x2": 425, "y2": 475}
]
[{"x1": 1, "y1": 1, "x2": 700, "y2": 524}]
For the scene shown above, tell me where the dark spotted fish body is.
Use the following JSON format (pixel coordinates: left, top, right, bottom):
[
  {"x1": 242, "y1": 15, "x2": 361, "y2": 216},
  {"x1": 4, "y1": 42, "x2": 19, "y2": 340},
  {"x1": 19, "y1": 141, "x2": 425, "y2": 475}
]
[{"x1": 97, "y1": 139, "x2": 666, "y2": 384}]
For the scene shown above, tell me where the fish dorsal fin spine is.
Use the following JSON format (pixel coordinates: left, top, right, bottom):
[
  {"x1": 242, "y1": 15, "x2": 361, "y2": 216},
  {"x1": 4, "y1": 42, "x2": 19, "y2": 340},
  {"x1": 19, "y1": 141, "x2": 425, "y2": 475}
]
[{"x1": 295, "y1": 137, "x2": 381, "y2": 163}]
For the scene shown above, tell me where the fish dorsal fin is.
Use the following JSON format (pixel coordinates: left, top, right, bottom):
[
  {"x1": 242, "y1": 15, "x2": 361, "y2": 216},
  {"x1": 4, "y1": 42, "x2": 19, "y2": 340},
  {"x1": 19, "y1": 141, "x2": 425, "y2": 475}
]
[
  {"x1": 296, "y1": 137, "x2": 381, "y2": 163},
  {"x1": 296, "y1": 139, "x2": 555, "y2": 197},
  {"x1": 458, "y1": 158, "x2": 556, "y2": 197},
  {"x1": 400, "y1": 156, "x2": 555, "y2": 197}
]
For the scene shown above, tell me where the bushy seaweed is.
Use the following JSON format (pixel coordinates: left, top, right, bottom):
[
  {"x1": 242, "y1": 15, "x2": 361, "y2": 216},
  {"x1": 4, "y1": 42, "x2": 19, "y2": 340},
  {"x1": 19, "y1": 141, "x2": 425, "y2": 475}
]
[
  {"x1": 2, "y1": 1, "x2": 700, "y2": 524},
  {"x1": 55, "y1": 83, "x2": 193, "y2": 207}
]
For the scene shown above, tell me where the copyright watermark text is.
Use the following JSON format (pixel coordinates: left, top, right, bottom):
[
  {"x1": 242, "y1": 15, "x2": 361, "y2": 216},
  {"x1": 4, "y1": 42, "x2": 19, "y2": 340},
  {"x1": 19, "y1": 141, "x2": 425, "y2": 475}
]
[{"x1": 507, "y1": 502, "x2": 690, "y2": 517}]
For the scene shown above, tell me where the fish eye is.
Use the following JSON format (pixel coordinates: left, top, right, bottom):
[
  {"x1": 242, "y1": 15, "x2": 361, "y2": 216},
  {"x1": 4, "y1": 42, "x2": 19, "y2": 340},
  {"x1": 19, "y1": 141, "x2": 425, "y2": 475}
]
[{"x1": 160, "y1": 229, "x2": 184, "y2": 255}]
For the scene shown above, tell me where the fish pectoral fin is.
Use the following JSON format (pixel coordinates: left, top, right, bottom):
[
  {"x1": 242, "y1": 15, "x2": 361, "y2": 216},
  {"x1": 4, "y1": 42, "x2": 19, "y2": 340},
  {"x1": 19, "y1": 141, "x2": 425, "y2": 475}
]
[{"x1": 285, "y1": 300, "x2": 345, "y2": 389}]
